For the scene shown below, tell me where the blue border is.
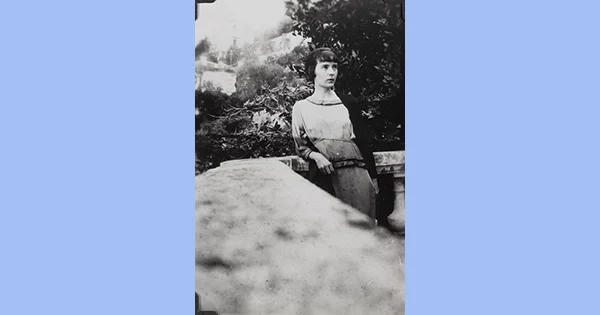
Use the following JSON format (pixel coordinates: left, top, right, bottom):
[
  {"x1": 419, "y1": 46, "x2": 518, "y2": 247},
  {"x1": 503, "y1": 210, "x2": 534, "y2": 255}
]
[
  {"x1": 1, "y1": 1, "x2": 193, "y2": 314},
  {"x1": 408, "y1": 0, "x2": 600, "y2": 314}
]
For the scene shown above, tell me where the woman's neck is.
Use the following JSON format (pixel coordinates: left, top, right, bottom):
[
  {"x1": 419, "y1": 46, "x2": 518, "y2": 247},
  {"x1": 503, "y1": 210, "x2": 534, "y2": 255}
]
[{"x1": 311, "y1": 85, "x2": 337, "y2": 100}]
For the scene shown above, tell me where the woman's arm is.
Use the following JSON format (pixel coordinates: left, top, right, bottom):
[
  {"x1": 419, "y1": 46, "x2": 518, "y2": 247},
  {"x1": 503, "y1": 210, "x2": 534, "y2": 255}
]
[
  {"x1": 291, "y1": 103, "x2": 334, "y2": 174},
  {"x1": 291, "y1": 103, "x2": 314, "y2": 160}
]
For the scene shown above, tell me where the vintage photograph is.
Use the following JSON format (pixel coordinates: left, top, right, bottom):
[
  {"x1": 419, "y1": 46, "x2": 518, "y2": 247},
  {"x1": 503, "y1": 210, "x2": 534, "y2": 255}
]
[{"x1": 195, "y1": 0, "x2": 404, "y2": 313}]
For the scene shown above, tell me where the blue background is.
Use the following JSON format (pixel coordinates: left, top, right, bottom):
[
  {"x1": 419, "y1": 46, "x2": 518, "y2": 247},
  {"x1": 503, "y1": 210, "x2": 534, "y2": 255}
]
[{"x1": 0, "y1": 0, "x2": 599, "y2": 314}]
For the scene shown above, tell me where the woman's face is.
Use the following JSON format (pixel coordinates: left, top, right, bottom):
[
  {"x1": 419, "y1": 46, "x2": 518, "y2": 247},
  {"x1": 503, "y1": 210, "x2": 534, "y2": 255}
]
[{"x1": 313, "y1": 60, "x2": 338, "y2": 89}]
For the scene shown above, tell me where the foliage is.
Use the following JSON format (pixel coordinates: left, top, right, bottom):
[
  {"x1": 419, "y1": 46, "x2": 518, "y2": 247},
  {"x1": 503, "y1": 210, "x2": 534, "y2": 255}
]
[
  {"x1": 197, "y1": 114, "x2": 254, "y2": 135},
  {"x1": 240, "y1": 43, "x2": 260, "y2": 64},
  {"x1": 195, "y1": 81, "x2": 314, "y2": 174},
  {"x1": 200, "y1": 80, "x2": 223, "y2": 94},
  {"x1": 195, "y1": 37, "x2": 211, "y2": 59},
  {"x1": 252, "y1": 110, "x2": 290, "y2": 132},
  {"x1": 269, "y1": 44, "x2": 310, "y2": 70},
  {"x1": 286, "y1": 0, "x2": 404, "y2": 101},
  {"x1": 223, "y1": 46, "x2": 242, "y2": 66},
  {"x1": 244, "y1": 80, "x2": 312, "y2": 125},
  {"x1": 195, "y1": 89, "x2": 240, "y2": 124},
  {"x1": 196, "y1": 131, "x2": 295, "y2": 175},
  {"x1": 207, "y1": 52, "x2": 219, "y2": 63},
  {"x1": 233, "y1": 62, "x2": 296, "y2": 102}
]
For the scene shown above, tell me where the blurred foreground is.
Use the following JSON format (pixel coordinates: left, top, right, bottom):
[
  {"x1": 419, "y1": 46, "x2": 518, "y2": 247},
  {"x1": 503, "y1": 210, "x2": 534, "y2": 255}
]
[{"x1": 196, "y1": 160, "x2": 404, "y2": 315}]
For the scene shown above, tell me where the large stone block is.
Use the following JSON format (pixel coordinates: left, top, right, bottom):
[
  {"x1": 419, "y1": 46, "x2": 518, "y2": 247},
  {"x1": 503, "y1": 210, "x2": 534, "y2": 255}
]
[{"x1": 196, "y1": 160, "x2": 404, "y2": 315}]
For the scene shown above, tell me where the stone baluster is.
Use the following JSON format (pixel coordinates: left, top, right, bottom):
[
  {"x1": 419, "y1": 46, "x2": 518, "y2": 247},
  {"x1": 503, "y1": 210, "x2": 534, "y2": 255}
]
[
  {"x1": 373, "y1": 151, "x2": 405, "y2": 232},
  {"x1": 388, "y1": 173, "x2": 405, "y2": 232}
]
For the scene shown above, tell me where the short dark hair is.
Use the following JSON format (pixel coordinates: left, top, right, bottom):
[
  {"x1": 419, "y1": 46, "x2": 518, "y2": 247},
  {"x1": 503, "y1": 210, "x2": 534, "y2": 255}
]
[{"x1": 304, "y1": 47, "x2": 339, "y2": 82}]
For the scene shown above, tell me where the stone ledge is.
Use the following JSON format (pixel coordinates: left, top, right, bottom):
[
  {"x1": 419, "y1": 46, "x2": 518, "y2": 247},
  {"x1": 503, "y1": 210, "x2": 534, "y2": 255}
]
[
  {"x1": 220, "y1": 150, "x2": 405, "y2": 176},
  {"x1": 196, "y1": 160, "x2": 404, "y2": 315}
]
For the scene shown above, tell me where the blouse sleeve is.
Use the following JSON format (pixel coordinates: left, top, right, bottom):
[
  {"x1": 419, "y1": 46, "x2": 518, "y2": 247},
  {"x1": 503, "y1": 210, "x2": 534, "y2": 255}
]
[{"x1": 291, "y1": 103, "x2": 314, "y2": 160}]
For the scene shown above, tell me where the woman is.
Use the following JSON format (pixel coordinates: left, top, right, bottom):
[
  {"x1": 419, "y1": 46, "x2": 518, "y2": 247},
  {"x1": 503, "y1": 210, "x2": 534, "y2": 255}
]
[{"x1": 292, "y1": 47, "x2": 379, "y2": 222}]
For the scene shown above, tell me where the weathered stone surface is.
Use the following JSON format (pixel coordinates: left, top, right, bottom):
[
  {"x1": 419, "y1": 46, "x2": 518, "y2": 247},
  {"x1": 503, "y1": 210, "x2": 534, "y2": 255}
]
[
  {"x1": 196, "y1": 160, "x2": 404, "y2": 315},
  {"x1": 221, "y1": 151, "x2": 405, "y2": 175}
]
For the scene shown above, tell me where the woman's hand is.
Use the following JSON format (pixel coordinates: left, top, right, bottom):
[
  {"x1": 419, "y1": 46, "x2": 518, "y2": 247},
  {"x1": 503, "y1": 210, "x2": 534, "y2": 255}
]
[{"x1": 309, "y1": 152, "x2": 334, "y2": 174}]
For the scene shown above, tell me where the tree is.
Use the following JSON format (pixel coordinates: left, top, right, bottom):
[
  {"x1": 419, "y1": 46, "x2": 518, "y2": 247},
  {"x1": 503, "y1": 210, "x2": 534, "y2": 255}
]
[
  {"x1": 207, "y1": 52, "x2": 219, "y2": 63},
  {"x1": 287, "y1": 0, "x2": 404, "y2": 101},
  {"x1": 195, "y1": 38, "x2": 211, "y2": 59},
  {"x1": 224, "y1": 46, "x2": 242, "y2": 66}
]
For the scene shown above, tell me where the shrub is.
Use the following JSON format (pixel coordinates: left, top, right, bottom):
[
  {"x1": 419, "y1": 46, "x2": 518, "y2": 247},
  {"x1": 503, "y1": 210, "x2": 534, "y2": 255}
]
[
  {"x1": 234, "y1": 62, "x2": 295, "y2": 102},
  {"x1": 195, "y1": 89, "x2": 242, "y2": 124},
  {"x1": 195, "y1": 80, "x2": 311, "y2": 174},
  {"x1": 196, "y1": 131, "x2": 296, "y2": 174}
]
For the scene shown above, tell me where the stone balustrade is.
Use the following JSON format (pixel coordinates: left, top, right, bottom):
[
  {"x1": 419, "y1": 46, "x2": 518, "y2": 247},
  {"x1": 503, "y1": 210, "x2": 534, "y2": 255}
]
[
  {"x1": 221, "y1": 150, "x2": 405, "y2": 231},
  {"x1": 196, "y1": 159, "x2": 405, "y2": 315}
]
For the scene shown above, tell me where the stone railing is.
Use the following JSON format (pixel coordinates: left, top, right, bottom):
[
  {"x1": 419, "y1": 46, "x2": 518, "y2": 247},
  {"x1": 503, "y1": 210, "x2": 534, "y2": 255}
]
[
  {"x1": 221, "y1": 150, "x2": 405, "y2": 231},
  {"x1": 196, "y1": 159, "x2": 404, "y2": 314}
]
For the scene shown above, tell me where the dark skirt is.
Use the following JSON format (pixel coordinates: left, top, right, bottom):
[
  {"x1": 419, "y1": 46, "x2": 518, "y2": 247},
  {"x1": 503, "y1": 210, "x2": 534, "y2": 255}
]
[
  {"x1": 312, "y1": 166, "x2": 376, "y2": 219},
  {"x1": 332, "y1": 166, "x2": 377, "y2": 219}
]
